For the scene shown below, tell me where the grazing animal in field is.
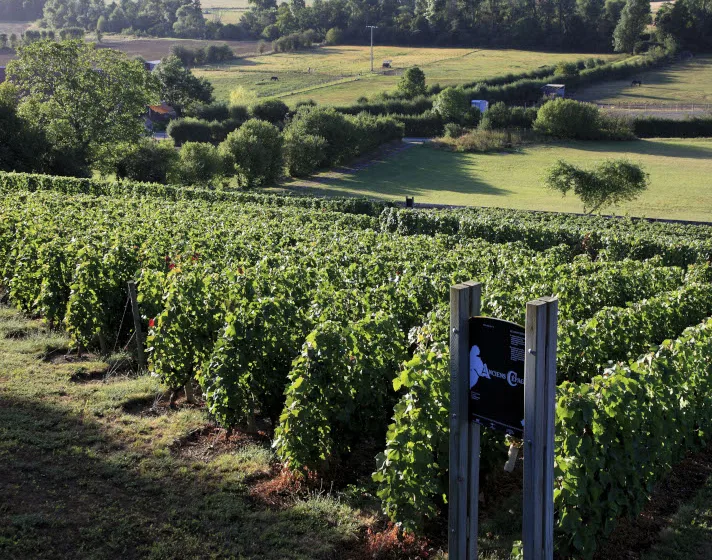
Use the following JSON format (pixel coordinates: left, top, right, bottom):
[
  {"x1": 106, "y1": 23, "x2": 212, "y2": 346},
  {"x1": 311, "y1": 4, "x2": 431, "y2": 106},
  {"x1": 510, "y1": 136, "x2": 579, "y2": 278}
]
[
  {"x1": 270, "y1": 76, "x2": 279, "y2": 81},
  {"x1": 631, "y1": 80, "x2": 642, "y2": 86}
]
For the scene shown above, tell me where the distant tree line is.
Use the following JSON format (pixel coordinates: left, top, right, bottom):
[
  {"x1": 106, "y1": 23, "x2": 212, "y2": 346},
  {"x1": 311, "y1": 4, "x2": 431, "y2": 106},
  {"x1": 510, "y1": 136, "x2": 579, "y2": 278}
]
[
  {"x1": 1, "y1": 0, "x2": 708, "y2": 53},
  {"x1": 0, "y1": 0, "x2": 45, "y2": 21}
]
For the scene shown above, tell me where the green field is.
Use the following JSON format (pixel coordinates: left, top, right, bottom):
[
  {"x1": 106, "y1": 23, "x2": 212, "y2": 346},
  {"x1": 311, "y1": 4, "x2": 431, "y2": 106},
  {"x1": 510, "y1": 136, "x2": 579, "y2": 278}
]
[
  {"x1": 196, "y1": 46, "x2": 617, "y2": 105},
  {"x1": 284, "y1": 139, "x2": 712, "y2": 221},
  {"x1": 573, "y1": 56, "x2": 712, "y2": 105}
]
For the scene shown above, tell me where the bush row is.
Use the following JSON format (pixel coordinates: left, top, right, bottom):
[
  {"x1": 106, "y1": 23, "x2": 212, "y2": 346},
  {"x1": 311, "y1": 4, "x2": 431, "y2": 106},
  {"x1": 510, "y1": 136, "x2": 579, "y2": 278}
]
[
  {"x1": 378, "y1": 207, "x2": 712, "y2": 265},
  {"x1": 555, "y1": 317, "x2": 712, "y2": 556},
  {"x1": 0, "y1": 171, "x2": 391, "y2": 216},
  {"x1": 632, "y1": 117, "x2": 712, "y2": 138}
]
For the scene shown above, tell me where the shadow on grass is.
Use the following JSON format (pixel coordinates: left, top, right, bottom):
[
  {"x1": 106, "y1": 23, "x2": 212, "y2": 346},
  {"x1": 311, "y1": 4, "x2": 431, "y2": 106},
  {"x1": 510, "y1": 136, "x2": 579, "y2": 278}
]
[
  {"x1": 282, "y1": 146, "x2": 514, "y2": 202},
  {"x1": 0, "y1": 395, "x2": 359, "y2": 560},
  {"x1": 564, "y1": 139, "x2": 712, "y2": 160}
]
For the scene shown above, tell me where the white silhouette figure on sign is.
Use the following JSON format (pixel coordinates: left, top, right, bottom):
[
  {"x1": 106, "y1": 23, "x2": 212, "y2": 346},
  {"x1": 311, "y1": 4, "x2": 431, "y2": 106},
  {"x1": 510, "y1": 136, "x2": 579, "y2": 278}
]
[{"x1": 470, "y1": 345, "x2": 491, "y2": 388}]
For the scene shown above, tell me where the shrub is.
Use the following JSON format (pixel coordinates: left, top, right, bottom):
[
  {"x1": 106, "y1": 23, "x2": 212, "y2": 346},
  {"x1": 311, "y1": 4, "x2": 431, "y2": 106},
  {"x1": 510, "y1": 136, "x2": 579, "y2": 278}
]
[
  {"x1": 479, "y1": 102, "x2": 537, "y2": 130},
  {"x1": 392, "y1": 111, "x2": 444, "y2": 137},
  {"x1": 443, "y1": 123, "x2": 465, "y2": 138},
  {"x1": 397, "y1": 67, "x2": 427, "y2": 99},
  {"x1": 555, "y1": 61, "x2": 578, "y2": 77},
  {"x1": 633, "y1": 117, "x2": 712, "y2": 138},
  {"x1": 229, "y1": 86, "x2": 258, "y2": 107},
  {"x1": 283, "y1": 128, "x2": 327, "y2": 177},
  {"x1": 432, "y1": 87, "x2": 469, "y2": 123},
  {"x1": 228, "y1": 104, "x2": 250, "y2": 122},
  {"x1": 324, "y1": 27, "x2": 342, "y2": 45},
  {"x1": 169, "y1": 142, "x2": 226, "y2": 186},
  {"x1": 219, "y1": 119, "x2": 283, "y2": 187},
  {"x1": 349, "y1": 112, "x2": 404, "y2": 154},
  {"x1": 286, "y1": 107, "x2": 356, "y2": 167},
  {"x1": 295, "y1": 99, "x2": 317, "y2": 110},
  {"x1": 273, "y1": 30, "x2": 316, "y2": 52},
  {"x1": 439, "y1": 128, "x2": 530, "y2": 153},
  {"x1": 167, "y1": 117, "x2": 213, "y2": 146},
  {"x1": 545, "y1": 159, "x2": 649, "y2": 213},
  {"x1": 250, "y1": 98, "x2": 289, "y2": 124},
  {"x1": 185, "y1": 102, "x2": 230, "y2": 122},
  {"x1": 114, "y1": 139, "x2": 178, "y2": 184},
  {"x1": 533, "y1": 98, "x2": 602, "y2": 139}
]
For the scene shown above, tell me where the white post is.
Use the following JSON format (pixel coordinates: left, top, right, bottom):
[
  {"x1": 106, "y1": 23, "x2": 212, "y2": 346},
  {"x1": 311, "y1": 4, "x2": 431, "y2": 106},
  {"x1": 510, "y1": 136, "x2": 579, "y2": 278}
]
[
  {"x1": 366, "y1": 25, "x2": 377, "y2": 72},
  {"x1": 449, "y1": 281, "x2": 481, "y2": 560},
  {"x1": 523, "y1": 297, "x2": 558, "y2": 559}
]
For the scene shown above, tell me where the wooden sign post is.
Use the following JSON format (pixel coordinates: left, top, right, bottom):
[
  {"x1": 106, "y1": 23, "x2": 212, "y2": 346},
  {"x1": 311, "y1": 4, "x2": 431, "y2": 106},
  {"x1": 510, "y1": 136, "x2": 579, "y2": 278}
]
[{"x1": 449, "y1": 283, "x2": 558, "y2": 560}]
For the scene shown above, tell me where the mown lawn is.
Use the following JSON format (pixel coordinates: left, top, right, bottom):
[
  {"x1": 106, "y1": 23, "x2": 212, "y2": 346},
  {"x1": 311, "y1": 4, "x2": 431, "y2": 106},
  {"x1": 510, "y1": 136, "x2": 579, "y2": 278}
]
[
  {"x1": 283, "y1": 138, "x2": 712, "y2": 221},
  {"x1": 573, "y1": 56, "x2": 712, "y2": 105},
  {"x1": 196, "y1": 46, "x2": 617, "y2": 105}
]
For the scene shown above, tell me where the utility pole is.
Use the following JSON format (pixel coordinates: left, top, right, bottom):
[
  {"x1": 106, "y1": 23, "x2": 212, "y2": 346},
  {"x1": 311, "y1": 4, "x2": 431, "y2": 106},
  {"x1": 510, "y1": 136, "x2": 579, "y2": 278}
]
[{"x1": 366, "y1": 25, "x2": 377, "y2": 72}]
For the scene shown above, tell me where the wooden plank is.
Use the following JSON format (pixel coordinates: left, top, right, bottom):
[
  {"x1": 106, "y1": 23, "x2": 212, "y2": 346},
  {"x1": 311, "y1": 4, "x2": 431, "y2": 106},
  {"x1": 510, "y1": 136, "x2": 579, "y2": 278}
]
[
  {"x1": 127, "y1": 281, "x2": 147, "y2": 372},
  {"x1": 464, "y1": 281, "x2": 481, "y2": 560},
  {"x1": 467, "y1": 422, "x2": 480, "y2": 560},
  {"x1": 523, "y1": 299, "x2": 547, "y2": 559},
  {"x1": 449, "y1": 284, "x2": 470, "y2": 560},
  {"x1": 541, "y1": 296, "x2": 558, "y2": 559}
]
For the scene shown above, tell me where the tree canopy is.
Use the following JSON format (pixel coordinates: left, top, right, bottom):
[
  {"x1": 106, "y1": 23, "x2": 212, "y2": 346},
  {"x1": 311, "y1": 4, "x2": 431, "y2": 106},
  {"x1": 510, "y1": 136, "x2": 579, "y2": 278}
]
[
  {"x1": 545, "y1": 159, "x2": 649, "y2": 214},
  {"x1": 7, "y1": 40, "x2": 159, "y2": 166},
  {"x1": 154, "y1": 55, "x2": 214, "y2": 114}
]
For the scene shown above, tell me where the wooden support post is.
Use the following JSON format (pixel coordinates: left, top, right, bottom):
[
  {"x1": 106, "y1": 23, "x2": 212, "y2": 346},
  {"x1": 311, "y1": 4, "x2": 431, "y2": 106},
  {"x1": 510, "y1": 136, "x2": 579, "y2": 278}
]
[
  {"x1": 449, "y1": 281, "x2": 481, "y2": 560},
  {"x1": 127, "y1": 281, "x2": 147, "y2": 372},
  {"x1": 464, "y1": 281, "x2": 481, "y2": 560},
  {"x1": 523, "y1": 297, "x2": 558, "y2": 559}
]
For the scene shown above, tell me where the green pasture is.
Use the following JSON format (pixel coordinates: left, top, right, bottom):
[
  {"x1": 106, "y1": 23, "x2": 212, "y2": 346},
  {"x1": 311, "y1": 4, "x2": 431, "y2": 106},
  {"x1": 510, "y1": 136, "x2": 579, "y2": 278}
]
[
  {"x1": 284, "y1": 138, "x2": 712, "y2": 222},
  {"x1": 573, "y1": 56, "x2": 712, "y2": 105},
  {"x1": 196, "y1": 46, "x2": 616, "y2": 105}
]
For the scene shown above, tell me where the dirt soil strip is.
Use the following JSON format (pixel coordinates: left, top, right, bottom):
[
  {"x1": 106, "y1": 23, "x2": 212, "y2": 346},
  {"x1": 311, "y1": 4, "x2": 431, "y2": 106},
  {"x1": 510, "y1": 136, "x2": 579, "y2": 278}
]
[{"x1": 593, "y1": 442, "x2": 712, "y2": 560}]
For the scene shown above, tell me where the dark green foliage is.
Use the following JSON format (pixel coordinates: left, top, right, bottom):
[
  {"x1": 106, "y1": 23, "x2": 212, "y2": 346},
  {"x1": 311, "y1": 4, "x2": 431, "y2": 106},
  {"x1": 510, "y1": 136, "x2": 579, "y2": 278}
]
[
  {"x1": 154, "y1": 55, "x2": 214, "y2": 115},
  {"x1": 633, "y1": 117, "x2": 712, "y2": 138},
  {"x1": 545, "y1": 158, "x2": 649, "y2": 213},
  {"x1": 392, "y1": 111, "x2": 444, "y2": 137},
  {"x1": 324, "y1": 27, "x2": 342, "y2": 45},
  {"x1": 613, "y1": 0, "x2": 651, "y2": 53},
  {"x1": 220, "y1": 119, "x2": 283, "y2": 187},
  {"x1": 432, "y1": 87, "x2": 469, "y2": 124},
  {"x1": 185, "y1": 102, "x2": 230, "y2": 122},
  {"x1": 170, "y1": 142, "x2": 226, "y2": 186},
  {"x1": 167, "y1": 117, "x2": 213, "y2": 146},
  {"x1": 272, "y1": 30, "x2": 315, "y2": 52},
  {"x1": 170, "y1": 44, "x2": 234, "y2": 67},
  {"x1": 283, "y1": 128, "x2": 327, "y2": 177},
  {"x1": 397, "y1": 67, "x2": 427, "y2": 99},
  {"x1": 0, "y1": 86, "x2": 54, "y2": 174},
  {"x1": 534, "y1": 98, "x2": 603, "y2": 139},
  {"x1": 113, "y1": 139, "x2": 179, "y2": 184},
  {"x1": 7, "y1": 40, "x2": 159, "y2": 171},
  {"x1": 479, "y1": 102, "x2": 537, "y2": 130},
  {"x1": 250, "y1": 98, "x2": 289, "y2": 125}
]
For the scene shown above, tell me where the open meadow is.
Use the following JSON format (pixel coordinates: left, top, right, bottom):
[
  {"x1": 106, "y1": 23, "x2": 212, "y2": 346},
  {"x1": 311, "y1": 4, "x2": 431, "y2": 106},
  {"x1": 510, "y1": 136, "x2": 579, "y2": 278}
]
[
  {"x1": 195, "y1": 46, "x2": 617, "y2": 105},
  {"x1": 573, "y1": 55, "x2": 712, "y2": 107},
  {"x1": 284, "y1": 138, "x2": 712, "y2": 221}
]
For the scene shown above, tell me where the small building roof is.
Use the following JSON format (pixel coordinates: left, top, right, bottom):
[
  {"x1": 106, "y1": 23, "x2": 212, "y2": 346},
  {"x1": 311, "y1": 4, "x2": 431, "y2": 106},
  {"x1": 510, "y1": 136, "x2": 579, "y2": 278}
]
[
  {"x1": 543, "y1": 84, "x2": 565, "y2": 88},
  {"x1": 148, "y1": 103, "x2": 175, "y2": 115}
]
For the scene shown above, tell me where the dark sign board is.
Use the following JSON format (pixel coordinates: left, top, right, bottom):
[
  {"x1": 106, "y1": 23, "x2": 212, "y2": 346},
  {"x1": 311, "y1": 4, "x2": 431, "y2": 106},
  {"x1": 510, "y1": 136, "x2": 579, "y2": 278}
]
[{"x1": 468, "y1": 316, "x2": 526, "y2": 437}]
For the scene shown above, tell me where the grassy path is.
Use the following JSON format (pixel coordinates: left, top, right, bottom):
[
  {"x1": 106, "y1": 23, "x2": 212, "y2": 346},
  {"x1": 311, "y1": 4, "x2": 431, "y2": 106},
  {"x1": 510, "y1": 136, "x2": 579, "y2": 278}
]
[{"x1": 0, "y1": 307, "x2": 363, "y2": 560}]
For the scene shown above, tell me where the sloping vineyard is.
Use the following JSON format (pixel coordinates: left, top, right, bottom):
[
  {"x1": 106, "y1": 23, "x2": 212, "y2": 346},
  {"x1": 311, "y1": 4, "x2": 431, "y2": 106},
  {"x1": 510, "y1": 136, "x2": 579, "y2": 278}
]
[{"x1": 2, "y1": 172, "x2": 712, "y2": 558}]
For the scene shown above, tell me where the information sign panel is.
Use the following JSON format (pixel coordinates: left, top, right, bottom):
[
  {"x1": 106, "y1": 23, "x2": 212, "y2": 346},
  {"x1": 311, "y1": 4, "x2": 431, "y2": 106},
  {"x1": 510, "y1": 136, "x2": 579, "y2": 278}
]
[{"x1": 468, "y1": 316, "x2": 526, "y2": 437}]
